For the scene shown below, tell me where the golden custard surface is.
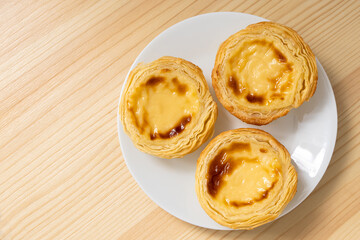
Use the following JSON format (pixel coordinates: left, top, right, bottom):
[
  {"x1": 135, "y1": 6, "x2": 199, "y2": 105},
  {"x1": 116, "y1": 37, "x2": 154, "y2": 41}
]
[
  {"x1": 207, "y1": 141, "x2": 282, "y2": 211},
  {"x1": 128, "y1": 71, "x2": 200, "y2": 140},
  {"x1": 225, "y1": 39, "x2": 301, "y2": 110}
]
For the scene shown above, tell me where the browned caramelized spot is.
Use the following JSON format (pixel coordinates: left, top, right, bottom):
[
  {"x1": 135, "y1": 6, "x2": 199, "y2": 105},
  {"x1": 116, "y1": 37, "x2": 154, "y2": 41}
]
[
  {"x1": 150, "y1": 115, "x2": 192, "y2": 140},
  {"x1": 286, "y1": 63, "x2": 293, "y2": 72},
  {"x1": 271, "y1": 93, "x2": 282, "y2": 97},
  {"x1": 271, "y1": 49, "x2": 293, "y2": 92},
  {"x1": 228, "y1": 75, "x2": 243, "y2": 95},
  {"x1": 274, "y1": 48, "x2": 287, "y2": 63},
  {"x1": 160, "y1": 68, "x2": 171, "y2": 73},
  {"x1": 207, "y1": 142, "x2": 251, "y2": 197},
  {"x1": 208, "y1": 154, "x2": 235, "y2": 197},
  {"x1": 146, "y1": 77, "x2": 164, "y2": 86},
  {"x1": 246, "y1": 93, "x2": 264, "y2": 104},
  {"x1": 172, "y1": 77, "x2": 188, "y2": 95},
  {"x1": 229, "y1": 180, "x2": 278, "y2": 207},
  {"x1": 150, "y1": 132, "x2": 156, "y2": 140},
  {"x1": 260, "y1": 148, "x2": 268, "y2": 153},
  {"x1": 270, "y1": 93, "x2": 285, "y2": 101}
]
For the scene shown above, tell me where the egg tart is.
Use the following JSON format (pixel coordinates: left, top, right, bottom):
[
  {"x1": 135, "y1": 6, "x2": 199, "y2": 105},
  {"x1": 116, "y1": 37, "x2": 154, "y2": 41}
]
[
  {"x1": 212, "y1": 22, "x2": 317, "y2": 125},
  {"x1": 195, "y1": 128, "x2": 297, "y2": 229},
  {"x1": 120, "y1": 56, "x2": 217, "y2": 159}
]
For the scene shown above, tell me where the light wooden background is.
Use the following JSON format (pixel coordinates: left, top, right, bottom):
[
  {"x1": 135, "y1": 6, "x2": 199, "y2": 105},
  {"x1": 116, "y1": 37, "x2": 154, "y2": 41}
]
[{"x1": 0, "y1": 0, "x2": 359, "y2": 239}]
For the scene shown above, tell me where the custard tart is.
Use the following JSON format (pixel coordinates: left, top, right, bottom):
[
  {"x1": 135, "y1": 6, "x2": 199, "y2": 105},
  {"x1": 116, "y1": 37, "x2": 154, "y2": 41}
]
[
  {"x1": 120, "y1": 56, "x2": 217, "y2": 159},
  {"x1": 212, "y1": 22, "x2": 317, "y2": 125},
  {"x1": 195, "y1": 128, "x2": 297, "y2": 229}
]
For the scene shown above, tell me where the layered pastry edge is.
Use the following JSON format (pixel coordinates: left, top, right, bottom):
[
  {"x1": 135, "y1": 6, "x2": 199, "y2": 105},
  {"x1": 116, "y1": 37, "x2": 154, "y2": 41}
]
[{"x1": 120, "y1": 56, "x2": 218, "y2": 159}]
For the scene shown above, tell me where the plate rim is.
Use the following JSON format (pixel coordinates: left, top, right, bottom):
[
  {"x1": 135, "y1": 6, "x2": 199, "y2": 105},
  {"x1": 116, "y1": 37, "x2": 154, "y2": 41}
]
[{"x1": 116, "y1": 12, "x2": 338, "y2": 230}]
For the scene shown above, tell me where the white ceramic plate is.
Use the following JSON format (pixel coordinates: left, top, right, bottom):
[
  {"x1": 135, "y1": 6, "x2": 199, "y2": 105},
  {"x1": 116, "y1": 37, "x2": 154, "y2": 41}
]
[{"x1": 117, "y1": 12, "x2": 337, "y2": 230}]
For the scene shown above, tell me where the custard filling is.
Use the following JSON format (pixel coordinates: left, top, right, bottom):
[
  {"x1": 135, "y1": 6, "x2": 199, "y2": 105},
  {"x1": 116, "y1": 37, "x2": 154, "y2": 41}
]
[
  {"x1": 128, "y1": 71, "x2": 200, "y2": 140},
  {"x1": 207, "y1": 141, "x2": 282, "y2": 208},
  {"x1": 225, "y1": 39, "x2": 300, "y2": 109}
]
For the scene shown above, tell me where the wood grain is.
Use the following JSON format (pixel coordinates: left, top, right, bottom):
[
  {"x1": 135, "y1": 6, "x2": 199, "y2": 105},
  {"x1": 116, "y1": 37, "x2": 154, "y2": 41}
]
[{"x1": 0, "y1": 0, "x2": 359, "y2": 239}]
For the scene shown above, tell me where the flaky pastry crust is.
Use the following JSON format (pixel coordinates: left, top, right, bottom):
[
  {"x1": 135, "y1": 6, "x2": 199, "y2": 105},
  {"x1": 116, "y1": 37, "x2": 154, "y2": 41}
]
[
  {"x1": 195, "y1": 128, "x2": 297, "y2": 229},
  {"x1": 120, "y1": 56, "x2": 217, "y2": 159}
]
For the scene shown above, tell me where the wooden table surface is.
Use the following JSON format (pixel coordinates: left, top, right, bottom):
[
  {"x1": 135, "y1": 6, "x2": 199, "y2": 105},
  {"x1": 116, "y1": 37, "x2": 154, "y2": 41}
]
[{"x1": 1, "y1": 0, "x2": 359, "y2": 239}]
